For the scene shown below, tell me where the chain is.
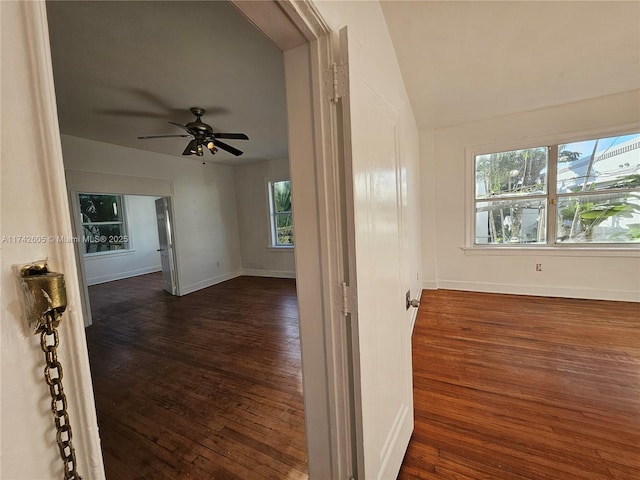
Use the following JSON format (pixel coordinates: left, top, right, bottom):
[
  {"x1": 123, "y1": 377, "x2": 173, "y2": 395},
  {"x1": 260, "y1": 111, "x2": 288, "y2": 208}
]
[{"x1": 40, "y1": 311, "x2": 83, "y2": 480}]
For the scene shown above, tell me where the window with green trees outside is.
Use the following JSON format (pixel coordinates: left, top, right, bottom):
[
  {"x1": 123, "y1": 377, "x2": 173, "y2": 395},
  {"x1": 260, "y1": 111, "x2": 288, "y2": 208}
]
[
  {"x1": 79, "y1": 193, "x2": 129, "y2": 254},
  {"x1": 474, "y1": 132, "x2": 640, "y2": 245},
  {"x1": 268, "y1": 180, "x2": 293, "y2": 247}
]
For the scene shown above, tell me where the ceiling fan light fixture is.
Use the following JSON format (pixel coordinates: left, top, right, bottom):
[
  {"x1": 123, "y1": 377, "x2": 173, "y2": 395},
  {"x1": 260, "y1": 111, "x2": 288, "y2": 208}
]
[{"x1": 183, "y1": 139, "x2": 198, "y2": 156}]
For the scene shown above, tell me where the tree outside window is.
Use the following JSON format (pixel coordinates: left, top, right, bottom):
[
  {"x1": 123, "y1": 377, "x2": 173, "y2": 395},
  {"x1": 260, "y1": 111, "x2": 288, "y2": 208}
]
[
  {"x1": 474, "y1": 132, "x2": 640, "y2": 245},
  {"x1": 475, "y1": 147, "x2": 548, "y2": 244},
  {"x1": 79, "y1": 193, "x2": 129, "y2": 254},
  {"x1": 269, "y1": 180, "x2": 293, "y2": 247},
  {"x1": 555, "y1": 135, "x2": 640, "y2": 243}
]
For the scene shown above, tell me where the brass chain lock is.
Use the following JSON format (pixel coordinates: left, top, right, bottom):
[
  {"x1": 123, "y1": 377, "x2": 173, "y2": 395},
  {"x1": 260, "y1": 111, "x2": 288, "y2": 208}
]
[{"x1": 20, "y1": 262, "x2": 82, "y2": 480}]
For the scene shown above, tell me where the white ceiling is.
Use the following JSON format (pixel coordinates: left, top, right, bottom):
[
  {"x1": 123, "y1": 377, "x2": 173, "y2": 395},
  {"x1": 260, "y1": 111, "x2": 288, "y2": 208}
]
[
  {"x1": 47, "y1": 1, "x2": 640, "y2": 163},
  {"x1": 380, "y1": 0, "x2": 640, "y2": 129},
  {"x1": 46, "y1": 1, "x2": 288, "y2": 165}
]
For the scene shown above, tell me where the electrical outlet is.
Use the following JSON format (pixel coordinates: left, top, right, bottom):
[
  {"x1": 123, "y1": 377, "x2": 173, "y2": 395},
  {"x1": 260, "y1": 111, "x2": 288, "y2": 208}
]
[{"x1": 536, "y1": 263, "x2": 542, "y2": 271}]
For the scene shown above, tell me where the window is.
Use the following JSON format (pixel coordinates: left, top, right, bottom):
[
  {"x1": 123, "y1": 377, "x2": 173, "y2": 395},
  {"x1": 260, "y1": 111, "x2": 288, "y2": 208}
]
[
  {"x1": 79, "y1": 193, "x2": 129, "y2": 254},
  {"x1": 473, "y1": 132, "x2": 640, "y2": 246},
  {"x1": 268, "y1": 180, "x2": 294, "y2": 247}
]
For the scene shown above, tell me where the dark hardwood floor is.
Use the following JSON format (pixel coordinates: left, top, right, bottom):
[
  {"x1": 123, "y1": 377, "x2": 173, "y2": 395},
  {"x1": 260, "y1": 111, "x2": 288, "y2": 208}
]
[
  {"x1": 399, "y1": 290, "x2": 640, "y2": 480},
  {"x1": 88, "y1": 276, "x2": 639, "y2": 479},
  {"x1": 86, "y1": 273, "x2": 307, "y2": 480}
]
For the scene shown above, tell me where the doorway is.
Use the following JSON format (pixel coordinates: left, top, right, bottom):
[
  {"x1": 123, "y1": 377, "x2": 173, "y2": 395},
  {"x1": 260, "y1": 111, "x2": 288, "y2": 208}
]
[
  {"x1": 47, "y1": 1, "x2": 310, "y2": 477},
  {"x1": 68, "y1": 190, "x2": 178, "y2": 327},
  {"x1": 73, "y1": 193, "x2": 173, "y2": 289}
]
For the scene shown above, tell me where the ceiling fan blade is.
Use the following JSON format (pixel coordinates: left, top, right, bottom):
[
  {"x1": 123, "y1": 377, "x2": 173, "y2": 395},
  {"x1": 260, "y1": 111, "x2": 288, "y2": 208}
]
[
  {"x1": 137, "y1": 134, "x2": 191, "y2": 139},
  {"x1": 169, "y1": 121, "x2": 191, "y2": 133},
  {"x1": 213, "y1": 133, "x2": 249, "y2": 140},
  {"x1": 215, "y1": 140, "x2": 243, "y2": 156}
]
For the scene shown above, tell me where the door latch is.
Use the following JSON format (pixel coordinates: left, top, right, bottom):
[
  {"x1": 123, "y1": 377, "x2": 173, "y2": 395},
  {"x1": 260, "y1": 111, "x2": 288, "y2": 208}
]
[{"x1": 19, "y1": 261, "x2": 67, "y2": 333}]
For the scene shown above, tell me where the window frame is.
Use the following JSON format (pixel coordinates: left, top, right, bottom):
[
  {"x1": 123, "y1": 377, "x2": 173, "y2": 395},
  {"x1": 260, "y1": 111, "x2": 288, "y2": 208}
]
[
  {"x1": 78, "y1": 192, "x2": 131, "y2": 256},
  {"x1": 266, "y1": 179, "x2": 294, "y2": 249},
  {"x1": 465, "y1": 124, "x2": 640, "y2": 254}
]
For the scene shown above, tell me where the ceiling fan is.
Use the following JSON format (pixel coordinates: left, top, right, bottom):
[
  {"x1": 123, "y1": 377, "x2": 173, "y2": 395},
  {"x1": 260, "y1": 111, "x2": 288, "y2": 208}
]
[{"x1": 137, "y1": 107, "x2": 248, "y2": 156}]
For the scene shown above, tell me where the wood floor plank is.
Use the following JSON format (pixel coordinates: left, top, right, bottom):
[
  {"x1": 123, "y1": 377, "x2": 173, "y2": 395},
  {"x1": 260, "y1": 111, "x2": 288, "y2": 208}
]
[
  {"x1": 399, "y1": 290, "x2": 640, "y2": 480},
  {"x1": 87, "y1": 273, "x2": 307, "y2": 479}
]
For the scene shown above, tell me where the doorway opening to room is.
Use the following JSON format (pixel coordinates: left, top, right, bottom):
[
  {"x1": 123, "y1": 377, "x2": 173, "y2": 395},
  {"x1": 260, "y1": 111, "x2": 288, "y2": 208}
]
[
  {"x1": 73, "y1": 193, "x2": 175, "y2": 300},
  {"x1": 46, "y1": 1, "x2": 307, "y2": 477}
]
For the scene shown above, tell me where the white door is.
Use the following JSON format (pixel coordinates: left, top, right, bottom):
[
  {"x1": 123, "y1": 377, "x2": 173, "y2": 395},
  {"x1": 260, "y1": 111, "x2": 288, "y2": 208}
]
[
  {"x1": 340, "y1": 27, "x2": 414, "y2": 479},
  {"x1": 155, "y1": 196, "x2": 177, "y2": 295}
]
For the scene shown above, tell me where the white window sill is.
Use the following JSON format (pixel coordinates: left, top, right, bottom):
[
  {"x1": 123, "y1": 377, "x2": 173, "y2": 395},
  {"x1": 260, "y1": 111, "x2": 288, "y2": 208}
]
[{"x1": 462, "y1": 246, "x2": 640, "y2": 258}]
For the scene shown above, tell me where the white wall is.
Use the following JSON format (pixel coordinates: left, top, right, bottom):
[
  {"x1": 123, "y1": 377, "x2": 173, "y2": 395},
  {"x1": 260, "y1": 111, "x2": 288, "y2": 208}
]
[
  {"x1": 420, "y1": 128, "x2": 437, "y2": 289},
  {"x1": 233, "y1": 157, "x2": 295, "y2": 278},
  {"x1": 424, "y1": 89, "x2": 640, "y2": 301},
  {"x1": 62, "y1": 135, "x2": 243, "y2": 295},
  {"x1": 82, "y1": 195, "x2": 161, "y2": 285}
]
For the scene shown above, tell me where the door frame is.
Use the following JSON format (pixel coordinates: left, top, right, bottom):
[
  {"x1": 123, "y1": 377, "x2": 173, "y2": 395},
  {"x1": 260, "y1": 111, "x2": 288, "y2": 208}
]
[
  {"x1": 21, "y1": 0, "x2": 355, "y2": 478},
  {"x1": 236, "y1": 2, "x2": 356, "y2": 477}
]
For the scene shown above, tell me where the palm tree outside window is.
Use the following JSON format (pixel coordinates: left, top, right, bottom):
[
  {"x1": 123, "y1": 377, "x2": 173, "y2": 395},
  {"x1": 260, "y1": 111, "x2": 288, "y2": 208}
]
[{"x1": 268, "y1": 180, "x2": 293, "y2": 247}]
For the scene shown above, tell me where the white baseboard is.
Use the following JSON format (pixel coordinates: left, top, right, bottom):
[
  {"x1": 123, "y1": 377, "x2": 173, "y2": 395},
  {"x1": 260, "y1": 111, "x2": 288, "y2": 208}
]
[
  {"x1": 86, "y1": 265, "x2": 161, "y2": 286},
  {"x1": 179, "y1": 270, "x2": 243, "y2": 296},
  {"x1": 436, "y1": 280, "x2": 640, "y2": 303},
  {"x1": 242, "y1": 268, "x2": 296, "y2": 279}
]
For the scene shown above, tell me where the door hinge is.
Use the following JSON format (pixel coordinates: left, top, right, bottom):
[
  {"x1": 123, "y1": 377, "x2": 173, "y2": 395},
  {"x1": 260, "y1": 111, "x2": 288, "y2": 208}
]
[
  {"x1": 340, "y1": 281, "x2": 357, "y2": 316},
  {"x1": 323, "y1": 63, "x2": 348, "y2": 104}
]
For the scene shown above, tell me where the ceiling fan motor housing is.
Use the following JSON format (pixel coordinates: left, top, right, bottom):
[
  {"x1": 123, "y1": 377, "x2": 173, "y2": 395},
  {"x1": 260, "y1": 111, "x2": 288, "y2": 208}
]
[{"x1": 187, "y1": 108, "x2": 213, "y2": 138}]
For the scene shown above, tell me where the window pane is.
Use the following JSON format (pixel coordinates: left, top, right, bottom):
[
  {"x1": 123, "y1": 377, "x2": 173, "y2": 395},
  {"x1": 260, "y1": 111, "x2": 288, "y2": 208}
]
[
  {"x1": 475, "y1": 198, "x2": 547, "y2": 244},
  {"x1": 556, "y1": 192, "x2": 640, "y2": 243},
  {"x1": 83, "y1": 223, "x2": 127, "y2": 253},
  {"x1": 557, "y1": 133, "x2": 640, "y2": 193},
  {"x1": 273, "y1": 180, "x2": 291, "y2": 213},
  {"x1": 79, "y1": 194, "x2": 122, "y2": 222},
  {"x1": 475, "y1": 147, "x2": 547, "y2": 199},
  {"x1": 275, "y1": 212, "x2": 293, "y2": 245}
]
